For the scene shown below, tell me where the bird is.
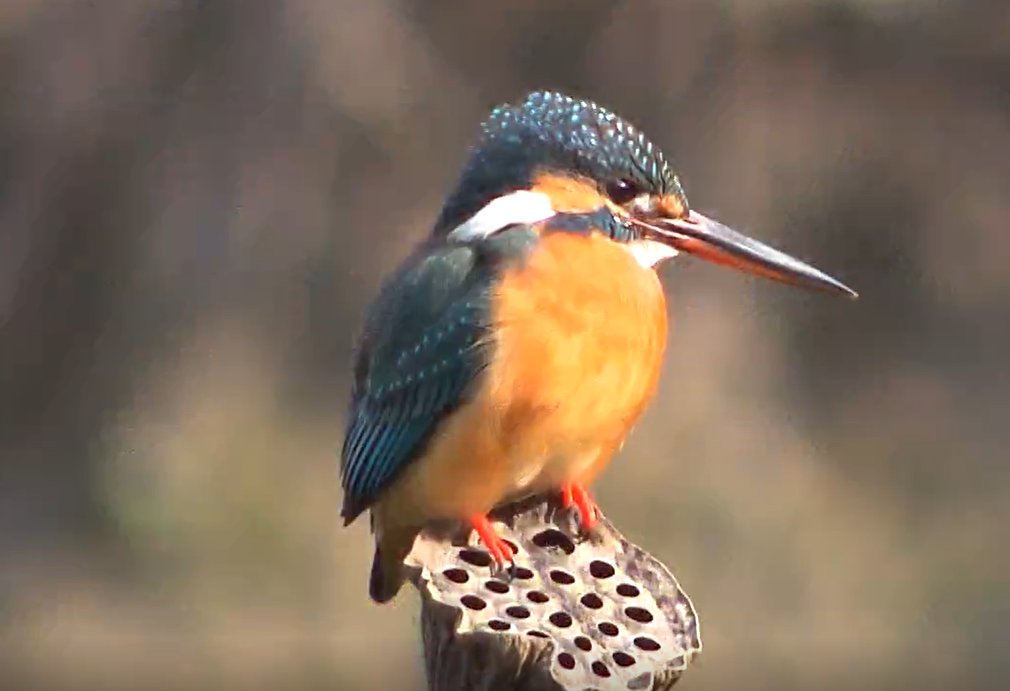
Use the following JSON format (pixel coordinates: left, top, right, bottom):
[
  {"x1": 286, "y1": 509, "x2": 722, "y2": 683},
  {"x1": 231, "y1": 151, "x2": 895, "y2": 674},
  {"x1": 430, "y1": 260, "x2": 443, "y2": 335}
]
[{"x1": 340, "y1": 90, "x2": 856, "y2": 603}]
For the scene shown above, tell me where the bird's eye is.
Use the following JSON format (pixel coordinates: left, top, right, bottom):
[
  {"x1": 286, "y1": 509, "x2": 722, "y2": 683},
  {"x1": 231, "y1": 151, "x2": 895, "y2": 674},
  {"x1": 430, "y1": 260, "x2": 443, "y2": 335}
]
[{"x1": 605, "y1": 178, "x2": 640, "y2": 205}]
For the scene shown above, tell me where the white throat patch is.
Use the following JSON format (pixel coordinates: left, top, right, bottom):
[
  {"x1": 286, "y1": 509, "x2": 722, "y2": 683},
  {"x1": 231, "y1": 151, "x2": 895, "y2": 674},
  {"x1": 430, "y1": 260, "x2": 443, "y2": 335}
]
[
  {"x1": 448, "y1": 190, "x2": 555, "y2": 241},
  {"x1": 625, "y1": 239, "x2": 679, "y2": 268}
]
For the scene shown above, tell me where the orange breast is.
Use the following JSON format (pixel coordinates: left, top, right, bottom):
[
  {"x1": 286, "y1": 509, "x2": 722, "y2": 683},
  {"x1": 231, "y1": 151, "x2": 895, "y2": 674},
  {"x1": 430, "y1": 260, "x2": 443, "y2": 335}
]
[
  {"x1": 486, "y1": 230, "x2": 668, "y2": 485},
  {"x1": 374, "y1": 230, "x2": 668, "y2": 530}
]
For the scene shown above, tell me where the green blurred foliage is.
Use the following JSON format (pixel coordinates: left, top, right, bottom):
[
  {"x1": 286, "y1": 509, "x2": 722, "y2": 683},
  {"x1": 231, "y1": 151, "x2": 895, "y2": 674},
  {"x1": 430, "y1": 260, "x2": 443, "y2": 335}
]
[{"x1": 1, "y1": 1, "x2": 1008, "y2": 690}]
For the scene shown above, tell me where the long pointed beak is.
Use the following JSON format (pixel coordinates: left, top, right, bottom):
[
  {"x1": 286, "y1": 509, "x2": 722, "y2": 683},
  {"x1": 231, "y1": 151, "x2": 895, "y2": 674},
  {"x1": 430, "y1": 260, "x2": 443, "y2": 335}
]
[{"x1": 636, "y1": 210, "x2": 858, "y2": 298}]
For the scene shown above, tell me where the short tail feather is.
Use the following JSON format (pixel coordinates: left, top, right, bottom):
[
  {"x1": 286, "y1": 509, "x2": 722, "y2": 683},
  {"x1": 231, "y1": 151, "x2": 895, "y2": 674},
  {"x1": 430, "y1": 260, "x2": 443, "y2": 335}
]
[{"x1": 368, "y1": 531, "x2": 417, "y2": 603}]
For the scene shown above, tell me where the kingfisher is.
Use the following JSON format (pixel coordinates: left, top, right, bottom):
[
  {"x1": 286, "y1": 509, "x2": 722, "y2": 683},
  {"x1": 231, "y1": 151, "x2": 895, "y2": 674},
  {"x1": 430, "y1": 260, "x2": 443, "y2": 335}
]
[{"x1": 341, "y1": 91, "x2": 855, "y2": 603}]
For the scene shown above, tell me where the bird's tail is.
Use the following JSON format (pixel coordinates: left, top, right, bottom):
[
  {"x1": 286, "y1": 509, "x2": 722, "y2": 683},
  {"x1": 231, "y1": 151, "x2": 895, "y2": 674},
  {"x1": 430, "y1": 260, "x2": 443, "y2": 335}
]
[{"x1": 368, "y1": 528, "x2": 417, "y2": 603}]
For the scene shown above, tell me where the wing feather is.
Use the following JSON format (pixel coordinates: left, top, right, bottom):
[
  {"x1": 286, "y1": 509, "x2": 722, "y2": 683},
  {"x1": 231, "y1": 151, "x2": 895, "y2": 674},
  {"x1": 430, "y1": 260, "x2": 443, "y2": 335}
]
[{"x1": 339, "y1": 243, "x2": 495, "y2": 523}]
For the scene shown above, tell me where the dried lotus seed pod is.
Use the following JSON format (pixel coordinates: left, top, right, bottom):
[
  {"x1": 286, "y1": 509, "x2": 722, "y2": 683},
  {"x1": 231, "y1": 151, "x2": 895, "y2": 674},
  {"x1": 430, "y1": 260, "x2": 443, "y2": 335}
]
[{"x1": 404, "y1": 495, "x2": 701, "y2": 691}]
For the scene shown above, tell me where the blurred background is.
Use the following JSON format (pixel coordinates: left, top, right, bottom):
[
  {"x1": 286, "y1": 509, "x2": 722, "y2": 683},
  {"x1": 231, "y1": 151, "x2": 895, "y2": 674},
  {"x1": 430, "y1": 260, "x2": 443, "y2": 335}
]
[{"x1": 1, "y1": 1, "x2": 1008, "y2": 690}]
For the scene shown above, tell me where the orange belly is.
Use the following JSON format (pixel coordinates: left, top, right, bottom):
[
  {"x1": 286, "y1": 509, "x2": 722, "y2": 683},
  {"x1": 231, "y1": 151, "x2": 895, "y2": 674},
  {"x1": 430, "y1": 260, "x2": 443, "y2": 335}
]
[{"x1": 375, "y1": 231, "x2": 668, "y2": 530}]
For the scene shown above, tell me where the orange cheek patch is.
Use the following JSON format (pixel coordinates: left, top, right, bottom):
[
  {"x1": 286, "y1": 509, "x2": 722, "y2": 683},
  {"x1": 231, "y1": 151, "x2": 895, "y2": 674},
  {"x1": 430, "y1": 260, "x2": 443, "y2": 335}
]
[
  {"x1": 531, "y1": 170, "x2": 608, "y2": 213},
  {"x1": 657, "y1": 194, "x2": 686, "y2": 219}
]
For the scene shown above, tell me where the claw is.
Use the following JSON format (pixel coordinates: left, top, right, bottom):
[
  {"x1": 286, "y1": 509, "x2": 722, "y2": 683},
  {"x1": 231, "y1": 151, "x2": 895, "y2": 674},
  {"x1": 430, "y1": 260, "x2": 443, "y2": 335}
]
[
  {"x1": 469, "y1": 514, "x2": 514, "y2": 566},
  {"x1": 561, "y1": 483, "x2": 574, "y2": 509},
  {"x1": 560, "y1": 481, "x2": 599, "y2": 532}
]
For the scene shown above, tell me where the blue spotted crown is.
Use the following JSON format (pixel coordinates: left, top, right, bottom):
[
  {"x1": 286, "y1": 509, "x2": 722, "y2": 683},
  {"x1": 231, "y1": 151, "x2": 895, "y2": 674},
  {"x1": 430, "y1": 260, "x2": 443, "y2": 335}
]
[{"x1": 435, "y1": 91, "x2": 686, "y2": 233}]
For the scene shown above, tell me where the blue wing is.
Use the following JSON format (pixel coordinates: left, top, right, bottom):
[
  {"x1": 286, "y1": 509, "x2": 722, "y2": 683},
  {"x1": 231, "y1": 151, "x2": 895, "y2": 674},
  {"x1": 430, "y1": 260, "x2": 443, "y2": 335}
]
[{"x1": 340, "y1": 242, "x2": 497, "y2": 523}]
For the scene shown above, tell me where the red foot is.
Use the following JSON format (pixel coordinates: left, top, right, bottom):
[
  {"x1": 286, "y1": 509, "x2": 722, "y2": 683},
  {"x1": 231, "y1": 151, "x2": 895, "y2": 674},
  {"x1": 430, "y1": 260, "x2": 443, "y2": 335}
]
[
  {"x1": 560, "y1": 481, "x2": 599, "y2": 532},
  {"x1": 469, "y1": 514, "x2": 514, "y2": 566}
]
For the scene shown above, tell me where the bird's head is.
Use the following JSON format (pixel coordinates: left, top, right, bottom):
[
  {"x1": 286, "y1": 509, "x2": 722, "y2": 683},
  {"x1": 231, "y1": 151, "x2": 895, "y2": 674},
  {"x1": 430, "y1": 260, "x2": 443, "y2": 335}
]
[{"x1": 435, "y1": 91, "x2": 855, "y2": 297}]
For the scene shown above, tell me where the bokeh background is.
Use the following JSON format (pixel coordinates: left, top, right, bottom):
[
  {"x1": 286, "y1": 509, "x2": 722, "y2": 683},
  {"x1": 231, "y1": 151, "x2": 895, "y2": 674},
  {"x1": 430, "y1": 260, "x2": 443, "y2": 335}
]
[{"x1": 1, "y1": 1, "x2": 1008, "y2": 690}]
